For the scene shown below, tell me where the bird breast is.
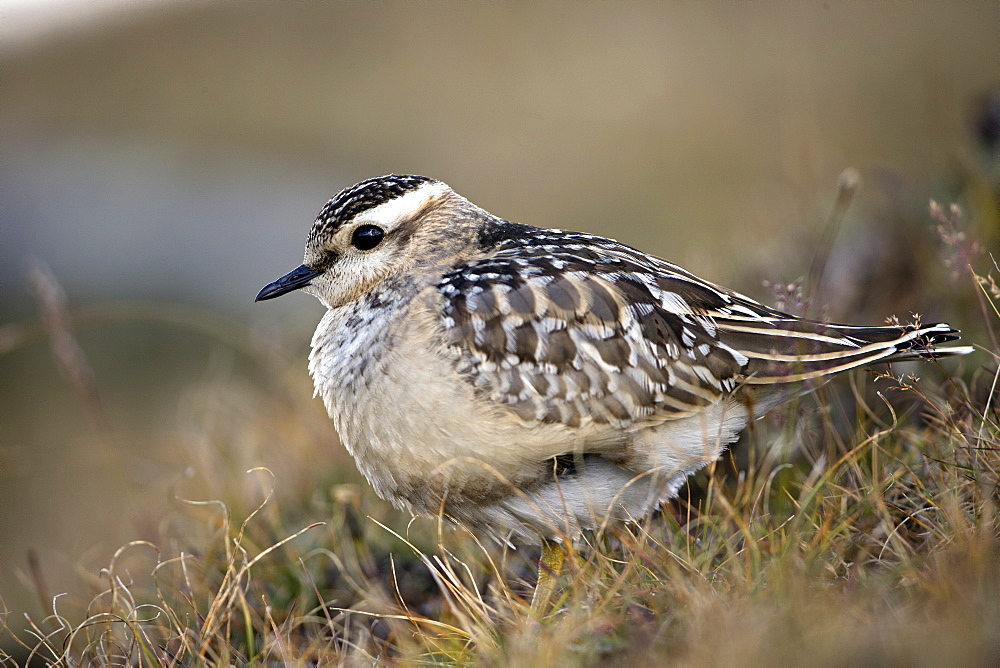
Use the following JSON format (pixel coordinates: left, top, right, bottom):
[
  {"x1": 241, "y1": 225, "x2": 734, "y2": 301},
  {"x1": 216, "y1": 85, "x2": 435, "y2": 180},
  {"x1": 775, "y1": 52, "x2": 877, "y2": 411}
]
[{"x1": 307, "y1": 285, "x2": 601, "y2": 516}]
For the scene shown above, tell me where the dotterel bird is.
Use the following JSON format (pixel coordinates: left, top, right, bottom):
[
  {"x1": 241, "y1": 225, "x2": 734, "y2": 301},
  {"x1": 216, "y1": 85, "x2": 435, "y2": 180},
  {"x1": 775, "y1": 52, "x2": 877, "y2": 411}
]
[{"x1": 256, "y1": 174, "x2": 971, "y2": 587}]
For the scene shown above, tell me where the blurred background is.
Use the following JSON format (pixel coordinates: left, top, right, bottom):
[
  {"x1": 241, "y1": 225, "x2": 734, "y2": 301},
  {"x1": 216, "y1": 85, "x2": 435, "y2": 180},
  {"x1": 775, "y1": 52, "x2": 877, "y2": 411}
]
[{"x1": 0, "y1": 0, "x2": 997, "y2": 634}]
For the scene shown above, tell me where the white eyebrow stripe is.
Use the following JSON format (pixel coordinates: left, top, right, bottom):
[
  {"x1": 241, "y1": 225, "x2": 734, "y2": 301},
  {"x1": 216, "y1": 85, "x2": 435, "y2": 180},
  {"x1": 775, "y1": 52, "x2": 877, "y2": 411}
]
[{"x1": 352, "y1": 181, "x2": 450, "y2": 229}]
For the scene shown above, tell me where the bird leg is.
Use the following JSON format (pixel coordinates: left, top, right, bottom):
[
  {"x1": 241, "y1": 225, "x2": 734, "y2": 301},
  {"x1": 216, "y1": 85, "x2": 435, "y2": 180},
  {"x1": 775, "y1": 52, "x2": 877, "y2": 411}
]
[{"x1": 530, "y1": 539, "x2": 566, "y2": 612}]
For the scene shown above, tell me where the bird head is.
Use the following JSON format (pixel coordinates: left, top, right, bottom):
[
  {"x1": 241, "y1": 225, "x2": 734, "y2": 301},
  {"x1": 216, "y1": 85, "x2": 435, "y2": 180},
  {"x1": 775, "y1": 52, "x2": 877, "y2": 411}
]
[{"x1": 255, "y1": 174, "x2": 470, "y2": 309}]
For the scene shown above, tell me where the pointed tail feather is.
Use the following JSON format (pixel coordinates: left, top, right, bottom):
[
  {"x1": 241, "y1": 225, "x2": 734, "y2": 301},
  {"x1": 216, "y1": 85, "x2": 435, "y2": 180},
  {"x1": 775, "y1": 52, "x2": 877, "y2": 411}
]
[
  {"x1": 716, "y1": 319, "x2": 973, "y2": 385},
  {"x1": 879, "y1": 323, "x2": 975, "y2": 362}
]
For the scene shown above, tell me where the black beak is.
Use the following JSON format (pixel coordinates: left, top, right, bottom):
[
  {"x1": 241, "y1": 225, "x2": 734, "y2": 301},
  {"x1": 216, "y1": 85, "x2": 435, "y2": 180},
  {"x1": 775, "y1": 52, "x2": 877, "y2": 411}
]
[{"x1": 255, "y1": 264, "x2": 322, "y2": 302}]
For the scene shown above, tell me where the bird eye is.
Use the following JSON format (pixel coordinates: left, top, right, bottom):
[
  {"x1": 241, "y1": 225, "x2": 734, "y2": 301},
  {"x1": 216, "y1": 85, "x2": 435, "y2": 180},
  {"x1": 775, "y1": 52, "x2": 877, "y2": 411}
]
[{"x1": 351, "y1": 224, "x2": 385, "y2": 251}]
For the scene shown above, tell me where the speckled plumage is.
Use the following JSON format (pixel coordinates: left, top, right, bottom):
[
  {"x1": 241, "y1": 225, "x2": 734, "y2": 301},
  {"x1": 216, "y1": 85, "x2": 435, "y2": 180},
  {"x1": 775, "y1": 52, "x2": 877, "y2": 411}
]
[{"x1": 257, "y1": 175, "x2": 972, "y2": 545}]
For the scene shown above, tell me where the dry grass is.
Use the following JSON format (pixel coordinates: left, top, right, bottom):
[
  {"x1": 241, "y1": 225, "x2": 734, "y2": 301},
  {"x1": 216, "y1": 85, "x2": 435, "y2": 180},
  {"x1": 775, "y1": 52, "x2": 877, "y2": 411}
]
[{"x1": 1, "y1": 202, "x2": 997, "y2": 666}]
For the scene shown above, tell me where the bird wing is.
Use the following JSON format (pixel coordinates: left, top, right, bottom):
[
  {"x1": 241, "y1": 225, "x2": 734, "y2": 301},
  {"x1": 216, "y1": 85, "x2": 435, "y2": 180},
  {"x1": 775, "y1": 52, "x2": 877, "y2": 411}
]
[
  {"x1": 434, "y1": 227, "x2": 970, "y2": 429},
  {"x1": 434, "y1": 230, "x2": 749, "y2": 429}
]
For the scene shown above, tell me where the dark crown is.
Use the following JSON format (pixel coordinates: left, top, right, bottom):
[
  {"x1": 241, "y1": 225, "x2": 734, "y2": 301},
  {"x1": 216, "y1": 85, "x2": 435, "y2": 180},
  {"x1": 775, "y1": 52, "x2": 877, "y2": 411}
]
[{"x1": 310, "y1": 174, "x2": 437, "y2": 238}]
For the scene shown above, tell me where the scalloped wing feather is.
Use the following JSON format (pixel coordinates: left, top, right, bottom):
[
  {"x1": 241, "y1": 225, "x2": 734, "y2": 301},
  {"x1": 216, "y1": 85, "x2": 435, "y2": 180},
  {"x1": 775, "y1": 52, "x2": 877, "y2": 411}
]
[
  {"x1": 435, "y1": 227, "x2": 969, "y2": 431},
  {"x1": 435, "y1": 233, "x2": 747, "y2": 429}
]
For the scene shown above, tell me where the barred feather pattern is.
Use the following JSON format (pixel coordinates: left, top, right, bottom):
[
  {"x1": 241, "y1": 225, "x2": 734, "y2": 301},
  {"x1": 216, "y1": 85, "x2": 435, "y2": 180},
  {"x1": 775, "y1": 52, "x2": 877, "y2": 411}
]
[{"x1": 436, "y1": 225, "x2": 969, "y2": 430}]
